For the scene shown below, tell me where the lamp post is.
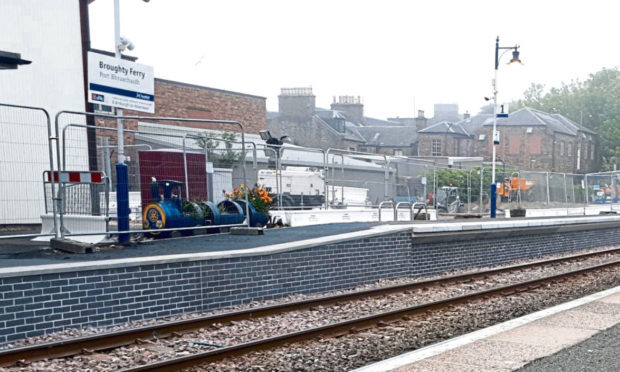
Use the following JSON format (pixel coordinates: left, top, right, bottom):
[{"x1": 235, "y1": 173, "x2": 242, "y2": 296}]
[
  {"x1": 113, "y1": 0, "x2": 145, "y2": 242},
  {"x1": 112, "y1": 0, "x2": 131, "y2": 243},
  {"x1": 490, "y1": 36, "x2": 522, "y2": 218}
]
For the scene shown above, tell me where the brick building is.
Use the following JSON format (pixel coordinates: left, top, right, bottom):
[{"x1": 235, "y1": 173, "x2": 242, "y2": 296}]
[
  {"x1": 268, "y1": 88, "x2": 417, "y2": 155},
  {"x1": 417, "y1": 107, "x2": 599, "y2": 173},
  {"x1": 267, "y1": 89, "x2": 366, "y2": 151},
  {"x1": 96, "y1": 78, "x2": 266, "y2": 134},
  {"x1": 417, "y1": 121, "x2": 473, "y2": 157}
]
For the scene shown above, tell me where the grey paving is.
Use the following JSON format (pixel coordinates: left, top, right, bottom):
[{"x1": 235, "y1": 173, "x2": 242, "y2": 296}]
[{"x1": 516, "y1": 324, "x2": 620, "y2": 372}]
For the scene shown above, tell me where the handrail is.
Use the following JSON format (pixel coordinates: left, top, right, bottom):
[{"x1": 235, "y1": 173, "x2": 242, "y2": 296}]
[
  {"x1": 394, "y1": 201, "x2": 412, "y2": 221},
  {"x1": 412, "y1": 202, "x2": 429, "y2": 221},
  {"x1": 378, "y1": 200, "x2": 395, "y2": 222}
]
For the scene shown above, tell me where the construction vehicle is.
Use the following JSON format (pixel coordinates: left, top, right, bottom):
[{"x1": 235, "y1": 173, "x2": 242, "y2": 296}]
[
  {"x1": 436, "y1": 186, "x2": 463, "y2": 213},
  {"x1": 497, "y1": 177, "x2": 535, "y2": 202}
]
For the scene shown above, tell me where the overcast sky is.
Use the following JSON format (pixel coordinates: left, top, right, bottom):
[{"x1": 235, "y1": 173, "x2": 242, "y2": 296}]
[{"x1": 88, "y1": 0, "x2": 620, "y2": 120}]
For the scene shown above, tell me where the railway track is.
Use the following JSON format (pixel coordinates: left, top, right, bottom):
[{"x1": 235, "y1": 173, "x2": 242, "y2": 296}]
[
  {"x1": 121, "y1": 259, "x2": 620, "y2": 372},
  {"x1": 1, "y1": 248, "x2": 618, "y2": 369}
]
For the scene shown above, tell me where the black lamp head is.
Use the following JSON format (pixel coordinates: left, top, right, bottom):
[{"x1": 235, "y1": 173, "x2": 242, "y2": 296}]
[{"x1": 508, "y1": 47, "x2": 523, "y2": 65}]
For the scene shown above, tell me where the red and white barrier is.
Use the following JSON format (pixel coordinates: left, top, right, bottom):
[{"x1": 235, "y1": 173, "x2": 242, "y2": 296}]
[{"x1": 45, "y1": 171, "x2": 104, "y2": 184}]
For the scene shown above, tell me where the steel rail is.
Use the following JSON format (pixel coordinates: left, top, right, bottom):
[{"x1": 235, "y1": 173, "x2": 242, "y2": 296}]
[
  {"x1": 0, "y1": 247, "x2": 618, "y2": 366},
  {"x1": 122, "y1": 259, "x2": 620, "y2": 372}
]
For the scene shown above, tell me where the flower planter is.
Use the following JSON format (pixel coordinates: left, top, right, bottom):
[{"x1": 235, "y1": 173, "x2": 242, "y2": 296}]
[
  {"x1": 215, "y1": 200, "x2": 245, "y2": 225},
  {"x1": 236, "y1": 200, "x2": 270, "y2": 227}
]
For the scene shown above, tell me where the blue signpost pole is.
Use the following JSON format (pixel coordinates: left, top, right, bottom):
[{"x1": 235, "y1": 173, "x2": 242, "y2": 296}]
[
  {"x1": 116, "y1": 162, "x2": 130, "y2": 243},
  {"x1": 114, "y1": 0, "x2": 130, "y2": 243},
  {"x1": 490, "y1": 183, "x2": 497, "y2": 218}
]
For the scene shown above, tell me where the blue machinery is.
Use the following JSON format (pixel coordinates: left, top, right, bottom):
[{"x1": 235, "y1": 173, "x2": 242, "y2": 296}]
[{"x1": 142, "y1": 180, "x2": 267, "y2": 237}]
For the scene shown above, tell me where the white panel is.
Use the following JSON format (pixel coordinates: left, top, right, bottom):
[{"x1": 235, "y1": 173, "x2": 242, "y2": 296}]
[{"x1": 0, "y1": 0, "x2": 87, "y2": 224}]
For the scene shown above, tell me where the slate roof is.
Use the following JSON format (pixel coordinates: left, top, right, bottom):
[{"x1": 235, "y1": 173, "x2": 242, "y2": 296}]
[
  {"x1": 481, "y1": 107, "x2": 597, "y2": 137},
  {"x1": 364, "y1": 116, "x2": 401, "y2": 126},
  {"x1": 551, "y1": 114, "x2": 597, "y2": 136},
  {"x1": 314, "y1": 108, "x2": 367, "y2": 142},
  {"x1": 457, "y1": 114, "x2": 492, "y2": 133},
  {"x1": 418, "y1": 121, "x2": 471, "y2": 137},
  {"x1": 356, "y1": 126, "x2": 418, "y2": 147}
]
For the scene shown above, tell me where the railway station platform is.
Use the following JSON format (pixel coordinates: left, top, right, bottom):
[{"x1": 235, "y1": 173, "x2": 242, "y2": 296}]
[
  {"x1": 0, "y1": 215, "x2": 619, "y2": 345},
  {"x1": 356, "y1": 286, "x2": 620, "y2": 372}
]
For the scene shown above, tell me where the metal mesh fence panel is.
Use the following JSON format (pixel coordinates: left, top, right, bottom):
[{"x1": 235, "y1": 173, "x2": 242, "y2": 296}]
[
  {"x1": 585, "y1": 171, "x2": 620, "y2": 205},
  {"x1": 0, "y1": 105, "x2": 54, "y2": 225},
  {"x1": 518, "y1": 171, "x2": 550, "y2": 209},
  {"x1": 548, "y1": 172, "x2": 568, "y2": 207}
]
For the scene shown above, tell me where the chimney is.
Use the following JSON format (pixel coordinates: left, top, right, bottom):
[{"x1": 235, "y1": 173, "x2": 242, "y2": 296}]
[
  {"x1": 415, "y1": 110, "x2": 428, "y2": 132},
  {"x1": 330, "y1": 95, "x2": 364, "y2": 125},
  {"x1": 278, "y1": 87, "x2": 315, "y2": 119},
  {"x1": 464, "y1": 111, "x2": 471, "y2": 120}
]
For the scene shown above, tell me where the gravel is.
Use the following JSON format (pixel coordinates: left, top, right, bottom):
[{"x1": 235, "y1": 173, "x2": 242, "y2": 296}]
[{"x1": 1, "y1": 247, "x2": 618, "y2": 371}]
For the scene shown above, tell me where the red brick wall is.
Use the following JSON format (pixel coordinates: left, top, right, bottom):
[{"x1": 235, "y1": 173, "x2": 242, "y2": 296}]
[
  {"x1": 98, "y1": 79, "x2": 267, "y2": 134},
  {"x1": 134, "y1": 79, "x2": 266, "y2": 133},
  {"x1": 417, "y1": 133, "x2": 471, "y2": 157}
]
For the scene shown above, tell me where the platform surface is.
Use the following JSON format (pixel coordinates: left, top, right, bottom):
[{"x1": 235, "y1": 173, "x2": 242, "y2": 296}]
[
  {"x1": 0, "y1": 222, "x2": 392, "y2": 268},
  {"x1": 355, "y1": 286, "x2": 620, "y2": 372},
  {"x1": 2, "y1": 215, "x2": 620, "y2": 270}
]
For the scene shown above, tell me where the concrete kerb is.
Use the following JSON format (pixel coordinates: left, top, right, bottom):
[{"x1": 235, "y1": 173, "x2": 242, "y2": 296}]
[
  {"x1": 0, "y1": 224, "x2": 412, "y2": 279},
  {"x1": 3, "y1": 214, "x2": 620, "y2": 279}
]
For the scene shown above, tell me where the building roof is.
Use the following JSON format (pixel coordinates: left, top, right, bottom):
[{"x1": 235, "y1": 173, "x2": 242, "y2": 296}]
[
  {"x1": 356, "y1": 126, "x2": 418, "y2": 147},
  {"x1": 314, "y1": 108, "x2": 367, "y2": 142},
  {"x1": 481, "y1": 107, "x2": 597, "y2": 137},
  {"x1": 551, "y1": 114, "x2": 597, "y2": 135},
  {"x1": 418, "y1": 121, "x2": 471, "y2": 137},
  {"x1": 457, "y1": 114, "x2": 492, "y2": 133},
  {"x1": 363, "y1": 116, "x2": 400, "y2": 126}
]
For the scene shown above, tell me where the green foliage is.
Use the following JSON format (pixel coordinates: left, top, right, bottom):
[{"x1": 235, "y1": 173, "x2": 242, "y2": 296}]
[
  {"x1": 194, "y1": 131, "x2": 244, "y2": 168},
  {"x1": 512, "y1": 68, "x2": 620, "y2": 170}
]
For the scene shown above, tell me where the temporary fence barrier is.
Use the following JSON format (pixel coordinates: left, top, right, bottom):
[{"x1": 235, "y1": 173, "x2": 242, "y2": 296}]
[
  {"x1": 54, "y1": 111, "x2": 250, "y2": 240},
  {"x1": 0, "y1": 103, "x2": 58, "y2": 240},
  {"x1": 5, "y1": 102, "x2": 620, "y2": 241}
]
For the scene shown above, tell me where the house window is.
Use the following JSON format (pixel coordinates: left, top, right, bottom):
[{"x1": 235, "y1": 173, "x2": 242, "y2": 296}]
[
  {"x1": 526, "y1": 127, "x2": 533, "y2": 134},
  {"x1": 478, "y1": 134, "x2": 486, "y2": 141},
  {"x1": 393, "y1": 149, "x2": 404, "y2": 156},
  {"x1": 567, "y1": 142, "x2": 573, "y2": 156},
  {"x1": 590, "y1": 143, "x2": 595, "y2": 160},
  {"x1": 431, "y1": 139, "x2": 441, "y2": 156},
  {"x1": 559, "y1": 141, "x2": 565, "y2": 156},
  {"x1": 349, "y1": 146, "x2": 356, "y2": 152}
]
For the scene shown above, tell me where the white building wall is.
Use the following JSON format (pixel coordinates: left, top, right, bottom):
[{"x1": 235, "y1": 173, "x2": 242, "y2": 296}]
[{"x1": 0, "y1": 0, "x2": 88, "y2": 224}]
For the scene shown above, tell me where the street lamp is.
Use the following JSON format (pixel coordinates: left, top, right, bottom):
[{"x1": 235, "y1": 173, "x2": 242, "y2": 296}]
[
  {"x1": 113, "y1": 0, "x2": 148, "y2": 243},
  {"x1": 490, "y1": 36, "x2": 522, "y2": 218}
]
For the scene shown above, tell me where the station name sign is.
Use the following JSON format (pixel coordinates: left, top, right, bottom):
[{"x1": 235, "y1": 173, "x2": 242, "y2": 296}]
[{"x1": 87, "y1": 52, "x2": 154, "y2": 113}]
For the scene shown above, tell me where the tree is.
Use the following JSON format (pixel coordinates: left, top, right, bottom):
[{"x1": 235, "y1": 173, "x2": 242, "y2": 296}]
[{"x1": 195, "y1": 131, "x2": 244, "y2": 168}]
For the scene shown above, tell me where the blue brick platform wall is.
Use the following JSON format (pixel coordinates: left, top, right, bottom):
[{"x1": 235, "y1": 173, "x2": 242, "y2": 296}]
[
  {"x1": 410, "y1": 227, "x2": 620, "y2": 277},
  {"x1": 0, "y1": 231, "x2": 411, "y2": 344},
  {"x1": 1, "y1": 224, "x2": 620, "y2": 345}
]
